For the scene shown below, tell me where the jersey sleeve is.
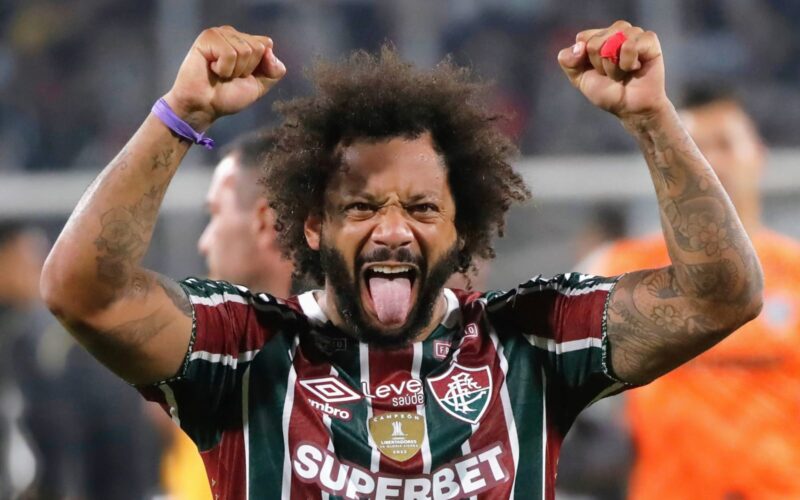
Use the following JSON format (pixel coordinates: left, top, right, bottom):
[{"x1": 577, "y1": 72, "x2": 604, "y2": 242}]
[
  {"x1": 137, "y1": 277, "x2": 278, "y2": 451},
  {"x1": 486, "y1": 273, "x2": 634, "y2": 423}
]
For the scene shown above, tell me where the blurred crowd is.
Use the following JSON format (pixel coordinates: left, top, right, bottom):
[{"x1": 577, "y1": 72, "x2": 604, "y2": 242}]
[{"x1": 2, "y1": 0, "x2": 800, "y2": 172}]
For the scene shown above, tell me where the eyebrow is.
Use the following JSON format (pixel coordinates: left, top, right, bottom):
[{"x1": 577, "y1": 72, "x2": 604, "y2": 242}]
[
  {"x1": 405, "y1": 192, "x2": 441, "y2": 203},
  {"x1": 342, "y1": 191, "x2": 441, "y2": 201}
]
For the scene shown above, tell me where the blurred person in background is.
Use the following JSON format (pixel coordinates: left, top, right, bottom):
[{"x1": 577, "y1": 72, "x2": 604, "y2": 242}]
[
  {"x1": 0, "y1": 221, "x2": 38, "y2": 498},
  {"x1": 578, "y1": 86, "x2": 800, "y2": 499},
  {"x1": 158, "y1": 129, "x2": 296, "y2": 500},
  {"x1": 197, "y1": 129, "x2": 295, "y2": 294},
  {"x1": 573, "y1": 202, "x2": 628, "y2": 266},
  {"x1": 0, "y1": 220, "x2": 161, "y2": 499}
]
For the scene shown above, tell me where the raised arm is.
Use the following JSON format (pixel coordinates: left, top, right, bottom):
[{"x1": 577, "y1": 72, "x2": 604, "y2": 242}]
[
  {"x1": 41, "y1": 26, "x2": 285, "y2": 385},
  {"x1": 557, "y1": 21, "x2": 763, "y2": 385}
]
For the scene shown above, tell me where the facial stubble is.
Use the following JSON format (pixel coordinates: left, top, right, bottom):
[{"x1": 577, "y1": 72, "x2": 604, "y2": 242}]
[{"x1": 320, "y1": 242, "x2": 460, "y2": 349}]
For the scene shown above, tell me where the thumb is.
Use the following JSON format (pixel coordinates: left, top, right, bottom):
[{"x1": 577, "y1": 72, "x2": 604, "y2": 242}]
[
  {"x1": 254, "y1": 47, "x2": 286, "y2": 96},
  {"x1": 557, "y1": 41, "x2": 588, "y2": 88}
]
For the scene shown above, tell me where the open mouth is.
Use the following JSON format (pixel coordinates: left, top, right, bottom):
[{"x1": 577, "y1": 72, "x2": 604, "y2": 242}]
[{"x1": 361, "y1": 263, "x2": 420, "y2": 327}]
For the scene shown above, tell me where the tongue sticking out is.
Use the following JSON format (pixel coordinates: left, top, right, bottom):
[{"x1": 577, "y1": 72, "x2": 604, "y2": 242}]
[{"x1": 368, "y1": 276, "x2": 412, "y2": 325}]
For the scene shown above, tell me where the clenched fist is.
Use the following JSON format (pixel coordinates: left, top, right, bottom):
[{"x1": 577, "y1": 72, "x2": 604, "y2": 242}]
[
  {"x1": 163, "y1": 26, "x2": 286, "y2": 130},
  {"x1": 557, "y1": 20, "x2": 670, "y2": 121}
]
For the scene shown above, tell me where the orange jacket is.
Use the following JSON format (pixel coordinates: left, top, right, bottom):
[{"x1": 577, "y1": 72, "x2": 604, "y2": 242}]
[{"x1": 588, "y1": 230, "x2": 800, "y2": 500}]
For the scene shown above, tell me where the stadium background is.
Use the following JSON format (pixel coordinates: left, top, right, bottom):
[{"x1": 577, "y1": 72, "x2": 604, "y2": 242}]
[{"x1": 1, "y1": 0, "x2": 799, "y2": 498}]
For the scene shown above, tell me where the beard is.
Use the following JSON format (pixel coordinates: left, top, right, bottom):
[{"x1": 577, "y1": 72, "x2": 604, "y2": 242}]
[{"x1": 319, "y1": 242, "x2": 459, "y2": 349}]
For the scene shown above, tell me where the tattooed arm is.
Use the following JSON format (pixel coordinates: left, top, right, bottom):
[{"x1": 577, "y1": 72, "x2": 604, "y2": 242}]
[
  {"x1": 558, "y1": 22, "x2": 763, "y2": 384},
  {"x1": 41, "y1": 27, "x2": 285, "y2": 385},
  {"x1": 607, "y1": 107, "x2": 763, "y2": 384}
]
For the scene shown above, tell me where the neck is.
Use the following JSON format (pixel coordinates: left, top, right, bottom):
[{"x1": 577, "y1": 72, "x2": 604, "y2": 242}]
[
  {"x1": 318, "y1": 286, "x2": 448, "y2": 344},
  {"x1": 249, "y1": 271, "x2": 293, "y2": 299}
]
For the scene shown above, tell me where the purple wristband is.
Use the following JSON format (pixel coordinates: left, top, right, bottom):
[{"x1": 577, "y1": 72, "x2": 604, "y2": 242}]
[{"x1": 151, "y1": 98, "x2": 215, "y2": 150}]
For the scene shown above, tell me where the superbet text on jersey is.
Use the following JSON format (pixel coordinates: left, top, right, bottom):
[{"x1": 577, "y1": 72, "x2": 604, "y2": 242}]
[{"x1": 139, "y1": 273, "x2": 629, "y2": 499}]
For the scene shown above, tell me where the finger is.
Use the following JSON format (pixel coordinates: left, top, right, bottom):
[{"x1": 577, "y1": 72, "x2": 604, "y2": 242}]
[
  {"x1": 243, "y1": 40, "x2": 267, "y2": 77},
  {"x1": 202, "y1": 28, "x2": 238, "y2": 79},
  {"x1": 254, "y1": 47, "x2": 286, "y2": 96},
  {"x1": 557, "y1": 41, "x2": 589, "y2": 88},
  {"x1": 218, "y1": 28, "x2": 255, "y2": 78},
  {"x1": 230, "y1": 32, "x2": 265, "y2": 78},
  {"x1": 251, "y1": 36, "x2": 277, "y2": 76},
  {"x1": 633, "y1": 30, "x2": 662, "y2": 65},
  {"x1": 578, "y1": 19, "x2": 632, "y2": 45},
  {"x1": 257, "y1": 45, "x2": 286, "y2": 81},
  {"x1": 604, "y1": 27, "x2": 644, "y2": 80},
  {"x1": 602, "y1": 57, "x2": 625, "y2": 81},
  {"x1": 575, "y1": 28, "x2": 603, "y2": 44},
  {"x1": 584, "y1": 20, "x2": 635, "y2": 76},
  {"x1": 252, "y1": 35, "x2": 274, "y2": 51},
  {"x1": 585, "y1": 30, "x2": 609, "y2": 76},
  {"x1": 251, "y1": 35, "x2": 283, "y2": 79},
  {"x1": 618, "y1": 27, "x2": 645, "y2": 72},
  {"x1": 197, "y1": 28, "x2": 237, "y2": 78}
]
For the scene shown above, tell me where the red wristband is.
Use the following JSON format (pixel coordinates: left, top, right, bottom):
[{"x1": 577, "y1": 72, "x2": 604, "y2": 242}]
[{"x1": 600, "y1": 31, "x2": 627, "y2": 65}]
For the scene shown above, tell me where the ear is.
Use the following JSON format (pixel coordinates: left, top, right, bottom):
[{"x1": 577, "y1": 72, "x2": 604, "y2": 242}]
[
  {"x1": 250, "y1": 199, "x2": 272, "y2": 245},
  {"x1": 304, "y1": 213, "x2": 322, "y2": 251},
  {"x1": 252, "y1": 199, "x2": 269, "y2": 231}
]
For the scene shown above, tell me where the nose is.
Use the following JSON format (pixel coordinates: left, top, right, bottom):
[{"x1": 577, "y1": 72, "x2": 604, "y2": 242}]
[{"x1": 370, "y1": 206, "x2": 413, "y2": 249}]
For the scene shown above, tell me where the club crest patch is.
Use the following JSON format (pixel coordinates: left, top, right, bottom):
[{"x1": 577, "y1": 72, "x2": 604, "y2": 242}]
[
  {"x1": 368, "y1": 412, "x2": 425, "y2": 462},
  {"x1": 427, "y1": 363, "x2": 492, "y2": 424}
]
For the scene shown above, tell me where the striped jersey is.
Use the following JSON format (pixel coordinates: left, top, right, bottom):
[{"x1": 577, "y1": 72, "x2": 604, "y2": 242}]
[{"x1": 139, "y1": 273, "x2": 628, "y2": 500}]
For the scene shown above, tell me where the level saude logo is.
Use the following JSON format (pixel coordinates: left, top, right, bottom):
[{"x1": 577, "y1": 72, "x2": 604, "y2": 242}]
[
  {"x1": 361, "y1": 372, "x2": 425, "y2": 408},
  {"x1": 427, "y1": 363, "x2": 492, "y2": 424}
]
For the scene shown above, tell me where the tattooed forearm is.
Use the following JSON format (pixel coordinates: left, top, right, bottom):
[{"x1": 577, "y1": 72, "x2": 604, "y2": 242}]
[
  {"x1": 607, "y1": 107, "x2": 764, "y2": 384},
  {"x1": 93, "y1": 178, "x2": 170, "y2": 294},
  {"x1": 42, "y1": 113, "x2": 197, "y2": 384},
  {"x1": 152, "y1": 148, "x2": 174, "y2": 171},
  {"x1": 608, "y1": 270, "x2": 728, "y2": 383}
]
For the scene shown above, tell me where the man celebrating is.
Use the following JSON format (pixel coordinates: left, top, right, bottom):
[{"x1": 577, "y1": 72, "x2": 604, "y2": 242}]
[{"x1": 41, "y1": 22, "x2": 763, "y2": 499}]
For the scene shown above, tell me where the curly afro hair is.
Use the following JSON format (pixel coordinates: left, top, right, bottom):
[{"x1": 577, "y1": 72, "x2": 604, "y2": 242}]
[{"x1": 263, "y1": 47, "x2": 531, "y2": 284}]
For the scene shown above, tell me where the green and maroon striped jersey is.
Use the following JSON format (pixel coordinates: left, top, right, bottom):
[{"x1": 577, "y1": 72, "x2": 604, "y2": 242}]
[{"x1": 139, "y1": 273, "x2": 629, "y2": 499}]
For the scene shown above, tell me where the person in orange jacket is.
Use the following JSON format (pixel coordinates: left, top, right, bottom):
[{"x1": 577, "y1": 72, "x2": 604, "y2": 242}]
[{"x1": 584, "y1": 86, "x2": 800, "y2": 499}]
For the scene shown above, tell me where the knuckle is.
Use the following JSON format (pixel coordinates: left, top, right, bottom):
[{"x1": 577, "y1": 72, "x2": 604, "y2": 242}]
[
  {"x1": 587, "y1": 35, "x2": 604, "y2": 51},
  {"x1": 613, "y1": 19, "x2": 632, "y2": 28}
]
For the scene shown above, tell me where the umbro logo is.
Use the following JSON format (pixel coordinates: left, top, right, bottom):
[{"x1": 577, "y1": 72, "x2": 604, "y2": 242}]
[{"x1": 299, "y1": 376, "x2": 362, "y2": 403}]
